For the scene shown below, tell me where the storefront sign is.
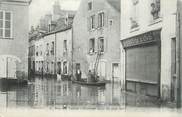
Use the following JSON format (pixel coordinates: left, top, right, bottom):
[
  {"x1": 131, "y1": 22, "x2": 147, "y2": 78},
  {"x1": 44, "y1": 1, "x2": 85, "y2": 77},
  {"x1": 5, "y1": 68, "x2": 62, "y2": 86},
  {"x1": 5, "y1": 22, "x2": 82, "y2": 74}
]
[{"x1": 122, "y1": 30, "x2": 161, "y2": 48}]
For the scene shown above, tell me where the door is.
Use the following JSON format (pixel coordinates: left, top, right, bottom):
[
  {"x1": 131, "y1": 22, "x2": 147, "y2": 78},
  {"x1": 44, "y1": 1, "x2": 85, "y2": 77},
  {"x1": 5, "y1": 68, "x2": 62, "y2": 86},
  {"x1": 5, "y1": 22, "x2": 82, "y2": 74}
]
[
  {"x1": 98, "y1": 61, "x2": 106, "y2": 80},
  {"x1": 112, "y1": 63, "x2": 120, "y2": 81},
  {"x1": 63, "y1": 61, "x2": 68, "y2": 75},
  {"x1": 7, "y1": 58, "x2": 16, "y2": 79},
  {"x1": 57, "y1": 62, "x2": 61, "y2": 74}
]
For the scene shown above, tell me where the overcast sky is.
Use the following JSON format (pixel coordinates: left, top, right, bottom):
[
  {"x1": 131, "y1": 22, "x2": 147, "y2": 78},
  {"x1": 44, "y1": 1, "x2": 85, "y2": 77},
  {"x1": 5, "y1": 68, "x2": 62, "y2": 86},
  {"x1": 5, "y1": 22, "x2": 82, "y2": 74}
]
[{"x1": 29, "y1": 0, "x2": 81, "y2": 28}]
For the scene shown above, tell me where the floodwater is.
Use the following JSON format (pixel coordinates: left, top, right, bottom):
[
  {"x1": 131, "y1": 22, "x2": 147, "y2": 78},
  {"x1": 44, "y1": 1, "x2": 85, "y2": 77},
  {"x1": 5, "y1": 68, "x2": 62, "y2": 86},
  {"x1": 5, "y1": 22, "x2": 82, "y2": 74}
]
[{"x1": 0, "y1": 76, "x2": 162, "y2": 110}]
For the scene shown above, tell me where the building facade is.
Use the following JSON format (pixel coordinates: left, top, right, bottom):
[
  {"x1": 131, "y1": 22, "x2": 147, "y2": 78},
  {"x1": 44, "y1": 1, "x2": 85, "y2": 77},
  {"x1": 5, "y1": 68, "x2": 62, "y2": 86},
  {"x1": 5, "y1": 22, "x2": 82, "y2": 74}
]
[
  {"x1": 0, "y1": 0, "x2": 31, "y2": 80},
  {"x1": 73, "y1": 0, "x2": 121, "y2": 81},
  {"x1": 29, "y1": 27, "x2": 73, "y2": 77},
  {"x1": 29, "y1": 1, "x2": 75, "y2": 78},
  {"x1": 120, "y1": 0, "x2": 177, "y2": 100}
]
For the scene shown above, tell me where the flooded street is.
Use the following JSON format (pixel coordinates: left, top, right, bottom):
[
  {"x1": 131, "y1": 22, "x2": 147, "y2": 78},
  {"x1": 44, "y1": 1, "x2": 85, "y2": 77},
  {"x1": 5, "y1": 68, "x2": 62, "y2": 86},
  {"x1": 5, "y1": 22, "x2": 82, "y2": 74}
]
[{"x1": 0, "y1": 77, "x2": 163, "y2": 110}]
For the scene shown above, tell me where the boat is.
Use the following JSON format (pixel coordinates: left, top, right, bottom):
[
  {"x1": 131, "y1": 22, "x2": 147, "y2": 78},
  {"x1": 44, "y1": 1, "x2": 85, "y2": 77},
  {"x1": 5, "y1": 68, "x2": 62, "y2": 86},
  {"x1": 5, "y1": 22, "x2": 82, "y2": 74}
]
[
  {"x1": 71, "y1": 80, "x2": 106, "y2": 86},
  {"x1": 57, "y1": 74, "x2": 71, "y2": 81}
]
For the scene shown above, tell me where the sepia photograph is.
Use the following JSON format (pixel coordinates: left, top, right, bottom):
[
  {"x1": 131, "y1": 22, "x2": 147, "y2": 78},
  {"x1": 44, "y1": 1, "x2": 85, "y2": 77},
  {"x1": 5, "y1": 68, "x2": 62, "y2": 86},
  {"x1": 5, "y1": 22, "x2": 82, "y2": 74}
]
[{"x1": 0, "y1": 0, "x2": 182, "y2": 116}]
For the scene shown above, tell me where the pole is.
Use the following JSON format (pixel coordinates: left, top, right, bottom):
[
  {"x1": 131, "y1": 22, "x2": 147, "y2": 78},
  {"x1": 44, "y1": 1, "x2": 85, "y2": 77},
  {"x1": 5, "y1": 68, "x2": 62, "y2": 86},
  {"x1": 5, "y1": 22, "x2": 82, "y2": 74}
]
[{"x1": 177, "y1": 11, "x2": 181, "y2": 108}]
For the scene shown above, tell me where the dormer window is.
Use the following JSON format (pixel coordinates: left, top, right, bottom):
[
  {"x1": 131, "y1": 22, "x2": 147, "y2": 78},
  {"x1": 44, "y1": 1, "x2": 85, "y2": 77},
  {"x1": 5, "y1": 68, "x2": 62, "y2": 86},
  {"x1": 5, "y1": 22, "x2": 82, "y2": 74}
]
[
  {"x1": 151, "y1": 0, "x2": 160, "y2": 20},
  {"x1": 88, "y1": 2, "x2": 92, "y2": 11}
]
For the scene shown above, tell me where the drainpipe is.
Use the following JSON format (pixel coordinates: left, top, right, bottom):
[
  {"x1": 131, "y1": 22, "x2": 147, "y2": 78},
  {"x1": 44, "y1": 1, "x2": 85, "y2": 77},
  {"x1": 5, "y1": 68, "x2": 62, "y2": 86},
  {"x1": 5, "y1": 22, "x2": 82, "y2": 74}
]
[
  {"x1": 71, "y1": 27, "x2": 74, "y2": 78},
  {"x1": 55, "y1": 33, "x2": 57, "y2": 76},
  {"x1": 177, "y1": 5, "x2": 181, "y2": 108}
]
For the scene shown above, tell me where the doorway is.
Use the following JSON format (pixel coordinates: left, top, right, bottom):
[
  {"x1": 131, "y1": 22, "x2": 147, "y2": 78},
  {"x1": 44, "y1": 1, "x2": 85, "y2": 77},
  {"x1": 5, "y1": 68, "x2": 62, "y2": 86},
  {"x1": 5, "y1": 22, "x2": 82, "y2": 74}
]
[{"x1": 112, "y1": 63, "x2": 120, "y2": 82}]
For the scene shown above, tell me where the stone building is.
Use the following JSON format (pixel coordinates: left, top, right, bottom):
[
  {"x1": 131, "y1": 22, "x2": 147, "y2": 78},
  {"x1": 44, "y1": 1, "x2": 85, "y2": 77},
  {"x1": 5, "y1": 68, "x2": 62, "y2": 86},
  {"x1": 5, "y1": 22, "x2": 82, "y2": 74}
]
[
  {"x1": 30, "y1": 26, "x2": 73, "y2": 77},
  {"x1": 73, "y1": 0, "x2": 121, "y2": 81},
  {"x1": 120, "y1": 0, "x2": 177, "y2": 100},
  {"x1": 0, "y1": 0, "x2": 31, "y2": 80},
  {"x1": 29, "y1": 1, "x2": 75, "y2": 78}
]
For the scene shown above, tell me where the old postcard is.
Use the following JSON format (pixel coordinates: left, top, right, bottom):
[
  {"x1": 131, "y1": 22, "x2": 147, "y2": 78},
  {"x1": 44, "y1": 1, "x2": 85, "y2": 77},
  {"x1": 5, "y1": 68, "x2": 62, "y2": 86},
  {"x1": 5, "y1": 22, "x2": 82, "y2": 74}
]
[{"x1": 0, "y1": 0, "x2": 182, "y2": 116}]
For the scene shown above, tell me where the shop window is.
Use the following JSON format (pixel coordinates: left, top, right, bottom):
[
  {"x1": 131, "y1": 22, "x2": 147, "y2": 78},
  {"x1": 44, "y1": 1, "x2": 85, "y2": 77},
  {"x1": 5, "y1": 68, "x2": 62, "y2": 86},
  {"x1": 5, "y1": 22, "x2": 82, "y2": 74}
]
[
  {"x1": 98, "y1": 12, "x2": 104, "y2": 28},
  {"x1": 0, "y1": 11, "x2": 12, "y2": 39},
  {"x1": 89, "y1": 38, "x2": 95, "y2": 54},
  {"x1": 151, "y1": 0, "x2": 160, "y2": 20},
  {"x1": 130, "y1": 0, "x2": 139, "y2": 29}
]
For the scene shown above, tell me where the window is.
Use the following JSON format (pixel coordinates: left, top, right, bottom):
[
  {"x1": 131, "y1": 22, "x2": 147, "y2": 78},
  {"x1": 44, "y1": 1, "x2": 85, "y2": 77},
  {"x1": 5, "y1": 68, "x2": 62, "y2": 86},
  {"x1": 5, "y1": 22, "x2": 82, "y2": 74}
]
[
  {"x1": 51, "y1": 41, "x2": 54, "y2": 55},
  {"x1": 98, "y1": 38, "x2": 104, "y2": 52},
  {"x1": 151, "y1": 0, "x2": 160, "y2": 20},
  {"x1": 130, "y1": 0, "x2": 139, "y2": 29},
  {"x1": 76, "y1": 63, "x2": 80, "y2": 70},
  {"x1": 47, "y1": 62, "x2": 49, "y2": 72},
  {"x1": 64, "y1": 40, "x2": 67, "y2": 51},
  {"x1": 48, "y1": 24, "x2": 51, "y2": 32},
  {"x1": 109, "y1": 19, "x2": 113, "y2": 26},
  {"x1": 90, "y1": 15, "x2": 95, "y2": 29},
  {"x1": 40, "y1": 45, "x2": 42, "y2": 56},
  {"x1": 98, "y1": 12, "x2": 104, "y2": 28},
  {"x1": 0, "y1": 11, "x2": 12, "y2": 39},
  {"x1": 63, "y1": 61, "x2": 68, "y2": 74},
  {"x1": 46, "y1": 43, "x2": 49, "y2": 56},
  {"x1": 89, "y1": 38, "x2": 95, "y2": 53},
  {"x1": 88, "y1": 2, "x2": 92, "y2": 10},
  {"x1": 36, "y1": 46, "x2": 38, "y2": 56}
]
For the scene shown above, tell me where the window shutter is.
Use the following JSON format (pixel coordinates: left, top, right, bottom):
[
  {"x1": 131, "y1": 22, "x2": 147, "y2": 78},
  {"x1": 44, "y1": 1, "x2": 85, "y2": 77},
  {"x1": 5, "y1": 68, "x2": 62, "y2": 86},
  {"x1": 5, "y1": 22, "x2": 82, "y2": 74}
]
[{"x1": 0, "y1": 11, "x2": 3, "y2": 38}]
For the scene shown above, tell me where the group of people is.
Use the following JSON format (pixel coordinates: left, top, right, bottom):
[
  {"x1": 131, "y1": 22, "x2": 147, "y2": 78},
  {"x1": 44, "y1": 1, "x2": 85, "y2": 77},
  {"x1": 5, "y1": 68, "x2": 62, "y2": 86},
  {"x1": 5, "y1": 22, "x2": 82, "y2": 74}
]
[{"x1": 75, "y1": 69, "x2": 97, "y2": 83}]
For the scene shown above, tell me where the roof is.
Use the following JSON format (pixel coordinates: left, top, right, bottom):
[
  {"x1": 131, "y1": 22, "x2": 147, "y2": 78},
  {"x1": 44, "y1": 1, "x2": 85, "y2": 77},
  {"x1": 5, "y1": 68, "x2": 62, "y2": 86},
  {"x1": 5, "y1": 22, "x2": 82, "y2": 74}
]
[
  {"x1": 44, "y1": 26, "x2": 72, "y2": 36},
  {"x1": 106, "y1": 0, "x2": 120, "y2": 12},
  {"x1": 1, "y1": 0, "x2": 32, "y2": 4}
]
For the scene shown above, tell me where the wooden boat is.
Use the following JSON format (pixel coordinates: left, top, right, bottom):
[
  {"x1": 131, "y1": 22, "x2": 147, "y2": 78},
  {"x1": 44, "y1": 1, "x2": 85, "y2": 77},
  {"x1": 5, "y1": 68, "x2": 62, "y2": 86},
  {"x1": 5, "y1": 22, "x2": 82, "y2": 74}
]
[{"x1": 71, "y1": 80, "x2": 106, "y2": 86}]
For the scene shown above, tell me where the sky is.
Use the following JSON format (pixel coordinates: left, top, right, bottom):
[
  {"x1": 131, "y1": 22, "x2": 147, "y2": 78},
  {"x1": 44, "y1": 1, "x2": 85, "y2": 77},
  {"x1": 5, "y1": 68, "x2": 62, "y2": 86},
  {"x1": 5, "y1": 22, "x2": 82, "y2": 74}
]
[{"x1": 29, "y1": 0, "x2": 81, "y2": 28}]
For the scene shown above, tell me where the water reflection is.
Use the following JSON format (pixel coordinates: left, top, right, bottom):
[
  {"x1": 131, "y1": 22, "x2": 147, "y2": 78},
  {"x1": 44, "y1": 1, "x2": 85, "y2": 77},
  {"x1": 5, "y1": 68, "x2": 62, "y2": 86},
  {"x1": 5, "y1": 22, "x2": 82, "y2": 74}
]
[{"x1": 0, "y1": 77, "x2": 124, "y2": 110}]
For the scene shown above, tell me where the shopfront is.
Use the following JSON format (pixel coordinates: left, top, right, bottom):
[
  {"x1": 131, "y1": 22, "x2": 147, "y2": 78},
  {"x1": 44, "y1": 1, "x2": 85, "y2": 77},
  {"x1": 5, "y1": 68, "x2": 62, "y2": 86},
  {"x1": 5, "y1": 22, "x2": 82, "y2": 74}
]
[{"x1": 122, "y1": 30, "x2": 161, "y2": 97}]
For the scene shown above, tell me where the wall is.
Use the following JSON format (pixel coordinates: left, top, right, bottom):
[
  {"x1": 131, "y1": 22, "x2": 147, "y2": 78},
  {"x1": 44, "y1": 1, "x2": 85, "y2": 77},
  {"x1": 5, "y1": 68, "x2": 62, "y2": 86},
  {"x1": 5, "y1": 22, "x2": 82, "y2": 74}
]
[
  {"x1": 0, "y1": 1, "x2": 29, "y2": 79},
  {"x1": 56, "y1": 28, "x2": 73, "y2": 75},
  {"x1": 120, "y1": 0, "x2": 177, "y2": 100},
  {"x1": 73, "y1": 0, "x2": 120, "y2": 80}
]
